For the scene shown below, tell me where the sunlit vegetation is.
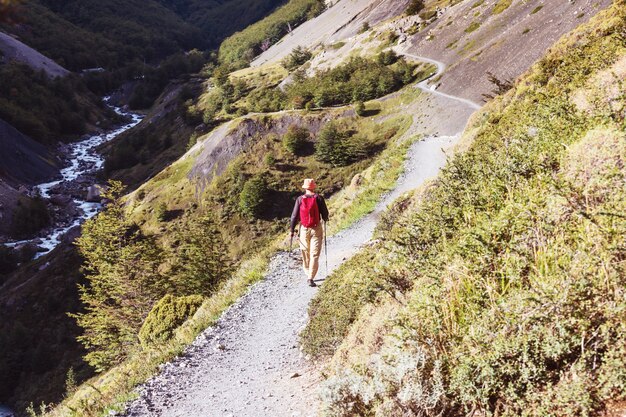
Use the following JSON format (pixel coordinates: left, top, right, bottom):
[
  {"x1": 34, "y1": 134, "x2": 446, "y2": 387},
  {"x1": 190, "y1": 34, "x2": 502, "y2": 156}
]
[{"x1": 305, "y1": 4, "x2": 626, "y2": 415}]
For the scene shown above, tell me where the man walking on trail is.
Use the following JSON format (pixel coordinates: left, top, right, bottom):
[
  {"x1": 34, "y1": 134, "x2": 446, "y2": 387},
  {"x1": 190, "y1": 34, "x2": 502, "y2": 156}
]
[{"x1": 290, "y1": 178, "x2": 329, "y2": 287}]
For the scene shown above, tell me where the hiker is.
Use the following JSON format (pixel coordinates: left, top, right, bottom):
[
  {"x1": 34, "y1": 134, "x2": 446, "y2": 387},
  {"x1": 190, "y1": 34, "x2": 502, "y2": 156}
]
[{"x1": 290, "y1": 178, "x2": 329, "y2": 287}]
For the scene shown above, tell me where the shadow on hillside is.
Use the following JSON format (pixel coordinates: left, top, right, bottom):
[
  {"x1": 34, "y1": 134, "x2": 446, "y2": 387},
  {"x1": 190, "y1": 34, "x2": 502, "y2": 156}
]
[{"x1": 262, "y1": 190, "x2": 298, "y2": 221}]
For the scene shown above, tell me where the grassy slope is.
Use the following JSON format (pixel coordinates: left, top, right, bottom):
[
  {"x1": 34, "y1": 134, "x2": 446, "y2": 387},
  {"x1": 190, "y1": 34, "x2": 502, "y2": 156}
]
[{"x1": 304, "y1": 2, "x2": 626, "y2": 416}]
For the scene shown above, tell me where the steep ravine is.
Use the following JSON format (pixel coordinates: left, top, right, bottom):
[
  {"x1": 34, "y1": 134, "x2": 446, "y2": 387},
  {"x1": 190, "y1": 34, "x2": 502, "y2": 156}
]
[
  {"x1": 3, "y1": 100, "x2": 142, "y2": 258},
  {"x1": 123, "y1": 55, "x2": 480, "y2": 417}
]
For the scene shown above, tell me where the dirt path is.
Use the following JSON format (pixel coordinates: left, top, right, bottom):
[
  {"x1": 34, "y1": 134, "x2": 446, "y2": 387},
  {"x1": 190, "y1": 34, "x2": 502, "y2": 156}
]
[{"x1": 124, "y1": 56, "x2": 479, "y2": 417}]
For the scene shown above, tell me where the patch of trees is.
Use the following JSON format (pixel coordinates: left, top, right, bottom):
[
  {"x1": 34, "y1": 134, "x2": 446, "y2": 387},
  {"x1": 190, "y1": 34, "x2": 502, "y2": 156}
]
[
  {"x1": 128, "y1": 50, "x2": 206, "y2": 109},
  {"x1": 314, "y1": 122, "x2": 369, "y2": 166},
  {"x1": 211, "y1": 55, "x2": 417, "y2": 117},
  {"x1": 286, "y1": 55, "x2": 415, "y2": 108},
  {"x1": 0, "y1": 63, "x2": 92, "y2": 144},
  {"x1": 74, "y1": 181, "x2": 232, "y2": 370},
  {"x1": 11, "y1": 0, "x2": 202, "y2": 72}
]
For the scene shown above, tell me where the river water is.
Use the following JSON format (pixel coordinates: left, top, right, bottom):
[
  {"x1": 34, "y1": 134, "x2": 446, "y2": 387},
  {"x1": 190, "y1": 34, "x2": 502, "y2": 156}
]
[
  {"x1": 0, "y1": 405, "x2": 13, "y2": 417},
  {"x1": 5, "y1": 97, "x2": 142, "y2": 258}
]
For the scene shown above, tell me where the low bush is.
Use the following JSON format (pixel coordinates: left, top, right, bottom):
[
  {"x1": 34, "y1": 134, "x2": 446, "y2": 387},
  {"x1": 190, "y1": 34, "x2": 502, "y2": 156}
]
[
  {"x1": 492, "y1": 0, "x2": 512, "y2": 14},
  {"x1": 301, "y1": 250, "x2": 379, "y2": 357},
  {"x1": 138, "y1": 294, "x2": 204, "y2": 349}
]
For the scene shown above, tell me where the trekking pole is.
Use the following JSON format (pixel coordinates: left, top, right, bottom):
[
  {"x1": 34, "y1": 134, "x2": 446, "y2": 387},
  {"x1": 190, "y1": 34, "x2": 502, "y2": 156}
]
[{"x1": 324, "y1": 221, "x2": 328, "y2": 277}]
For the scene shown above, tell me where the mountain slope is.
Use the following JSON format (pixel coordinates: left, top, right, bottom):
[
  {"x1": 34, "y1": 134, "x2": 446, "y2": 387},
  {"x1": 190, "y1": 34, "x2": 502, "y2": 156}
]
[
  {"x1": 305, "y1": 2, "x2": 626, "y2": 415},
  {"x1": 0, "y1": 31, "x2": 69, "y2": 77},
  {"x1": 0, "y1": 119, "x2": 59, "y2": 186}
]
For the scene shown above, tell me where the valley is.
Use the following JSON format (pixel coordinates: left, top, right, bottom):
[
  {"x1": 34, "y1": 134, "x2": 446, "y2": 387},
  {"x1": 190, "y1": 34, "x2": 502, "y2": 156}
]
[{"x1": 4, "y1": 100, "x2": 142, "y2": 258}]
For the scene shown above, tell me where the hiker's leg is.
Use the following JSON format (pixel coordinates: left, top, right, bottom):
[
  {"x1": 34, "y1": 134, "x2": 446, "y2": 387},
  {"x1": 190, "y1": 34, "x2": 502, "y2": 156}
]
[
  {"x1": 299, "y1": 226, "x2": 310, "y2": 274},
  {"x1": 309, "y1": 224, "x2": 323, "y2": 280}
]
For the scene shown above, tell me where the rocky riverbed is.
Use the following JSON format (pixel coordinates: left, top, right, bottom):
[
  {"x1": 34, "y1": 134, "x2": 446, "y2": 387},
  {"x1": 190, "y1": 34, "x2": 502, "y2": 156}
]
[{"x1": 3, "y1": 98, "x2": 142, "y2": 258}]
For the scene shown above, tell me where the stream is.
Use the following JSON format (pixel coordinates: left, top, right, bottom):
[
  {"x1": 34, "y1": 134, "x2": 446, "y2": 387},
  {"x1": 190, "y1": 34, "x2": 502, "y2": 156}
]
[{"x1": 4, "y1": 97, "x2": 143, "y2": 258}]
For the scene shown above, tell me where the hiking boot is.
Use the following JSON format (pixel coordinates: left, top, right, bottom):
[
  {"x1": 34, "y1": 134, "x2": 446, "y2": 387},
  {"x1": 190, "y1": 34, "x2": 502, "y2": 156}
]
[{"x1": 308, "y1": 279, "x2": 317, "y2": 287}]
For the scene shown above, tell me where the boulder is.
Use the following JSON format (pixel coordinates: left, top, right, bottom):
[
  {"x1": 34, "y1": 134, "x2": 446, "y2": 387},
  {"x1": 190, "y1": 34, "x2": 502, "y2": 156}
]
[
  {"x1": 49, "y1": 194, "x2": 72, "y2": 206},
  {"x1": 86, "y1": 185, "x2": 101, "y2": 202}
]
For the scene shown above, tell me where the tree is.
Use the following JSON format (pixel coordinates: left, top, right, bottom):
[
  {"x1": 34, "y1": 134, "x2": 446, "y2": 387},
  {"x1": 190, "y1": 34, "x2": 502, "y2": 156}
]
[
  {"x1": 376, "y1": 50, "x2": 398, "y2": 66},
  {"x1": 282, "y1": 125, "x2": 309, "y2": 155},
  {"x1": 239, "y1": 175, "x2": 269, "y2": 218},
  {"x1": 73, "y1": 181, "x2": 166, "y2": 371},
  {"x1": 170, "y1": 214, "x2": 232, "y2": 295}
]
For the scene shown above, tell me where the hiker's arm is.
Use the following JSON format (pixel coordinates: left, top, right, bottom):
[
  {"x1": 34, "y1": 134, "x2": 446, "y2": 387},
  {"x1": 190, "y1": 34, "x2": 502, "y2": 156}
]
[
  {"x1": 290, "y1": 197, "x2": 301, "y2": 234},
  {"x1": 318, "y1": 196, "x2": 329, "y2": 222}
]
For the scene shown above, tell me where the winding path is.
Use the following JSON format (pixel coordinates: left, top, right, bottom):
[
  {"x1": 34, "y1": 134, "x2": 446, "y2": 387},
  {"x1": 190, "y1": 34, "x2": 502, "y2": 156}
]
[
  {"x1": 402, "y1": 52, "x2": 482, "y2": 110},
  {"x1": 124, "y1": 55, "x2": 480, "y2": 417}
]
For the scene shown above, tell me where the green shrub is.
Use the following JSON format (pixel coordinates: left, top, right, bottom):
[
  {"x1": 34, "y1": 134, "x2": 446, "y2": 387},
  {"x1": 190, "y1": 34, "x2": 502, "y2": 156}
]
[
  {"x1": 354, "y1": 101, "x2": 365, "y2": 116},
  {"x1": 281, "y1": 46, "x2": 312, "y2": 71},
  {"x1": 376, "y1": 50, "x2": 398, "y2": 66},
  {"x1": 405, "y1": 0, "x2": 425, "y2": 15},
  {"x1": 138, "y1": 294, "x2": 204, "y2": 349},
  {"x1": 418, "y1": 9, "x2": 437, "y2": 20},
  {"x1": 315, "y1": 122, "x2": 368, "y2": 166},
  {"x1": 464, "y1": 21, "x2": 481, "y2": 33},
  {"x1": 155, "y1": 202, "x2": 168, "y2": 221},
  {"x1": 264, "y1": 153, "x2": 276, "y2": 166},
  {"x1": 239, "y1": 175, "x2": 270, "y2": 218},
  {"x1": 358, "y1": 21, "x2": 370, "y2": 34},
  {"x1": 282, "y1": 125, "x2": 309, "y2": 155}
]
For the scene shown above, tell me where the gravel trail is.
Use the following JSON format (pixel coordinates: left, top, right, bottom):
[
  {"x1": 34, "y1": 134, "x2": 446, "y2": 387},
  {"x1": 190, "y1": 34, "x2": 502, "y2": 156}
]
[{"x1": 124, "y1": 55, "x2": 478, "y2": 417}]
